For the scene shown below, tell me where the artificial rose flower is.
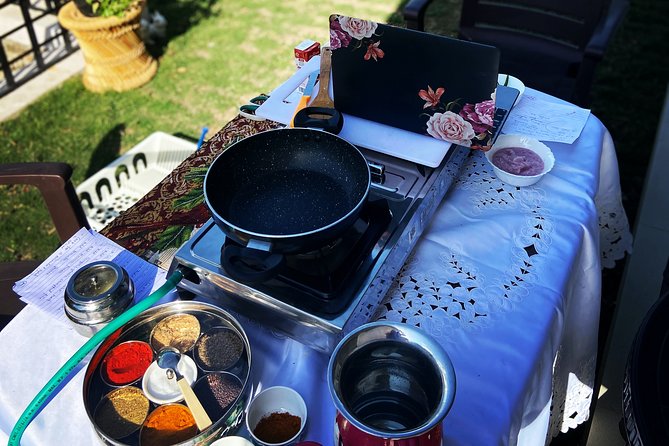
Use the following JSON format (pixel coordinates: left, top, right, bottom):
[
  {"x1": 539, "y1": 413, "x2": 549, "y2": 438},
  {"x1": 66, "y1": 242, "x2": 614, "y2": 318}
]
[
  {"x1": 459, "y1": 99, "x2": 494, "y2": 133},
  {"x1": 426, "y1": 111, "x2": 476, "y2": 145},
  {"x1": 339, "y1": 16, "x2": 378, "y2": 40},
  {"x1": 418, "y1": 85, "x2": 445, "y2": 109},
  {"x1": 475, "y1": 100, "x2": 494, "y2": 126},
  {"x1": 364, "y1": 41, "x2": 384, "y2": 61},
  {"x1": 330, "y1": 18, "x2": 351, "y2": 49}
]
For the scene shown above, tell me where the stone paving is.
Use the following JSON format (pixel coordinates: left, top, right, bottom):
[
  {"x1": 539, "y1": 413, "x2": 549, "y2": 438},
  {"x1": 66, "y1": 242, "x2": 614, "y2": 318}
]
[{"x1": 0, "y1": 1, "x2": 84, "y2": 122}]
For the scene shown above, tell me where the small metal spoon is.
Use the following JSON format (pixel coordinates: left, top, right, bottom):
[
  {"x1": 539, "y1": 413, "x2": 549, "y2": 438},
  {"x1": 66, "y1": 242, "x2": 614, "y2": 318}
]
[{"x1": 157, "y1": 347, "x2": 212, "y2": 430}]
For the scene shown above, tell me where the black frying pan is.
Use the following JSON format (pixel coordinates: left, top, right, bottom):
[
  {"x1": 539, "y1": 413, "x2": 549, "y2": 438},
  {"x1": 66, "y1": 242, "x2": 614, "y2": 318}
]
[{"x1": 204, "y1": 128, "x2": 370, "y2": 282}]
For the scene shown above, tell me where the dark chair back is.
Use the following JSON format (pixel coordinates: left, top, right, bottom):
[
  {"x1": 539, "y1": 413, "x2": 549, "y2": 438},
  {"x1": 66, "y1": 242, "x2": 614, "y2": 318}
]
[
  {"x1": 0, "y1": 163, "x2": 89, "y2": 329},
  {"x1": 404, "y1": 0, "x2": 629, "y2": 106}
]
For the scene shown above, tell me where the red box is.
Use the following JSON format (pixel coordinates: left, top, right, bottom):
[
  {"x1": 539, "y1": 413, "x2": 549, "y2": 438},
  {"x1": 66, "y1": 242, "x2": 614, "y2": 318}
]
[{"x1": 294, "y1": 40, "x2": 321, "y2": 69}]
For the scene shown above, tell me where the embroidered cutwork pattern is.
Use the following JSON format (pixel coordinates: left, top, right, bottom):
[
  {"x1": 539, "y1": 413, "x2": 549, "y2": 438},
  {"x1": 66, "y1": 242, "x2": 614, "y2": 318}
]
[
  {"x1": 376, "y1": 153, "x2": 553, "y2": 333},
  {"x1": 374, "y1": 151, "x2": 608, "y2": 437}
]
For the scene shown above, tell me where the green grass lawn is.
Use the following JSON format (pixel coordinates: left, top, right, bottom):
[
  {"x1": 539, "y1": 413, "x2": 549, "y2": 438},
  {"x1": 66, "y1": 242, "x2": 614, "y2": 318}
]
[
  {"x1": 0, "y1": 0, "x2": 406, "y2": 262},
  {"x1": 2, "y1": 0, "x2": 667, "y2": 263}
]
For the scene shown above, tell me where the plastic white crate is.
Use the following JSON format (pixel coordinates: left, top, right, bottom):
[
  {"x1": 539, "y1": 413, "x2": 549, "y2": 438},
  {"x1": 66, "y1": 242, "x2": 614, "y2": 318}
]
[{"x1": 77, "y1": 132, "x2": 197, "y2": 231}]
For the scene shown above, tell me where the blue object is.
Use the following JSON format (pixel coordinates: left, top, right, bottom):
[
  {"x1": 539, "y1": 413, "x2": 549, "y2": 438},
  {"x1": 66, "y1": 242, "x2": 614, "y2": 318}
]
[{"x1": 197, "y1": 127, "x2": 208, "y2": 151}]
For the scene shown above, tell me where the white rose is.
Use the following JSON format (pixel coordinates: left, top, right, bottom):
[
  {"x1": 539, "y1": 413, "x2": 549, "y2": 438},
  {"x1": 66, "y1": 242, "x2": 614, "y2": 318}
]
[
  {"x1": 426, "y1": 112, "x2": 476, "y2": 145},
  {"x1": 339, "y1": 17, "x2": 377, "y2": 40}
]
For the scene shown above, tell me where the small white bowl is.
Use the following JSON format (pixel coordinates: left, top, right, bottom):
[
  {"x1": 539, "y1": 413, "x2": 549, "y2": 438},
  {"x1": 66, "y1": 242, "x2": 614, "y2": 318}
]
[
  {"x1": 485, "y1": 134, "x2": 555, "y2": 187},
  {"x1": 141, "y1": 355, "x2": 198, "y2": 405},
  {"x1": 498, "y1": 74, "x2": 525, "y2": 105},
  {"x1": 245, "y1": 386, "x2": 307, "y2": 446},
  {"x1": 211, "y1": 437, "x2": 254, "y2": 446}
]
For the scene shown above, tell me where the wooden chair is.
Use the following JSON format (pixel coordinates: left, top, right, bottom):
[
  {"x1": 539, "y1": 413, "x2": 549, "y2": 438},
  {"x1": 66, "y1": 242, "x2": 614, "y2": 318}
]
[
  {"x1": 0, "y1": 163, "x2": 89, "y2": 329},
  {"x1": 403, "y1": 0, "x2": 629, "y2": 106}
]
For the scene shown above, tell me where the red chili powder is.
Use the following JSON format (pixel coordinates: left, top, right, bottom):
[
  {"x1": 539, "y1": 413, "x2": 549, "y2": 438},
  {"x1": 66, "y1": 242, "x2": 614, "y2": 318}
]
[{"x1": 102, "y1": 341, "x2": 153, "y2": 386}]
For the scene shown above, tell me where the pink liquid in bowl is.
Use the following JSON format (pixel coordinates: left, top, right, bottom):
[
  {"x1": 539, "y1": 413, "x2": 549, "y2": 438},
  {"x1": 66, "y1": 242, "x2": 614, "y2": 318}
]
[{"x1": 492, "y1": 147, "x2": 544, "y2": 176}]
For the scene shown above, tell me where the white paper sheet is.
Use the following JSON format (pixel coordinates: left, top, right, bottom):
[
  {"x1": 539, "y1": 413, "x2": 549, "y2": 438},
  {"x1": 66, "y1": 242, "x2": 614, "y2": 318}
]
[
  {"x1": 12, "y1": 228, "x2": 167, "y2": 327},
  {"x1": 502, "y1": 92, "x2": 591, "y2": 144}
]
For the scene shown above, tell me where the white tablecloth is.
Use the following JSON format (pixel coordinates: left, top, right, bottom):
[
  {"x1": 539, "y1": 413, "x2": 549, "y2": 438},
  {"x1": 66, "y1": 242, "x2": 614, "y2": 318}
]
[{"x1": 0, "y1": 90, "x2": 632, "y2": 445}]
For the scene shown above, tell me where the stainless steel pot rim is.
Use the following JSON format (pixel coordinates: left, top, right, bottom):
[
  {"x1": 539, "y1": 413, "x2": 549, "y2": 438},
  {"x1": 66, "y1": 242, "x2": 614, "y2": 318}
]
[
  {"x1": 327, "y1": 321, "x2": 457, "y2": 438},
  {"x1": 203, "y1": 127, "x2": 371, "y2": 241}
]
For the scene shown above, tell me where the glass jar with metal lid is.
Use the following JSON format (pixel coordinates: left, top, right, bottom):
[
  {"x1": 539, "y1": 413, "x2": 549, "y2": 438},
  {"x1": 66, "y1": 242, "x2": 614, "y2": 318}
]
[{"x1": 64, "y1": 261, "x2": 134, "y2": 337}]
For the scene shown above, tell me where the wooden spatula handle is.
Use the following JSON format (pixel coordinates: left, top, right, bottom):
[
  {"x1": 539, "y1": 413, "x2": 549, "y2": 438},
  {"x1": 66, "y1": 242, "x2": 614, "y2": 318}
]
[
  {"x1": 311, "y1": 47, "x2": 334, "y2": 108},
  {"x1": 178, "y1": 377, "x2": 212, "y2": 431}
]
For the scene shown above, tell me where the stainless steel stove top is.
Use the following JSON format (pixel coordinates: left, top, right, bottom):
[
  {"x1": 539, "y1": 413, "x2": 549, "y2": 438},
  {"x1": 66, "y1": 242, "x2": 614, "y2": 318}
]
[{"x1": 169, "y1": 145, "x2": 469, "y2": 353}]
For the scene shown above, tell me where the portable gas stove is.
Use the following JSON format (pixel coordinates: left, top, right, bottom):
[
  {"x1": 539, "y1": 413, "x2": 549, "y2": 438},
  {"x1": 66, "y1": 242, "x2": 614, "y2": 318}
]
[{"x1": 169, "y1": 145, "x2": 469, "y2": 353}]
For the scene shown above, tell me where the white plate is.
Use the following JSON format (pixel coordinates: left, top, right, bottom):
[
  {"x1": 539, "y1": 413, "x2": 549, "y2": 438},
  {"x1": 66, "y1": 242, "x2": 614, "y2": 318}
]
[
  {"x1": 498, "y1": 74, "x2": 525, "y2": 105},
  {"x1": 141, "y1": 355, "x2": 198, "y2": 405}
]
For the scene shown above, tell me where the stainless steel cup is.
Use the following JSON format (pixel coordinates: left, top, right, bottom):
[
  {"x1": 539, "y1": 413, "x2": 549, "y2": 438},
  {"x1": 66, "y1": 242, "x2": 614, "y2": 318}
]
[{"x1": 328, "y1": 322, "x2": 456, "y2": 445}]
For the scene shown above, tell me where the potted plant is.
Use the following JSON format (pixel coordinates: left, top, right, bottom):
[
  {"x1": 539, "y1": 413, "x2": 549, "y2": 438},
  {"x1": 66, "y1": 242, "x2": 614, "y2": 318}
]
[{"x1": 58, "y1": 0, "x2": 158, "y2": 92}]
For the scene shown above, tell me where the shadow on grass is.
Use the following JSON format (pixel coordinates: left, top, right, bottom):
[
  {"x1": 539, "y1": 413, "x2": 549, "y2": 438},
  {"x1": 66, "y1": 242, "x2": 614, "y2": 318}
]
[
  {"x1": 85, "y1": 123, "x2": 126, "y2": 178},
  {"x1": 145, "y1": 0, "x2": 218, "y2": 58}
]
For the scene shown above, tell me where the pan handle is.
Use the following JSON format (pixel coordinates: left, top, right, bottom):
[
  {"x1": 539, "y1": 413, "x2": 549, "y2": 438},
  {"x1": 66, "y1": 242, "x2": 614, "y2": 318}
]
[
  {"x1": 292, "y1": 107, "x2": 344, "y2": 134},
  {"x1": 221, "y1": 244, "x2": 285, "y2": 283}
]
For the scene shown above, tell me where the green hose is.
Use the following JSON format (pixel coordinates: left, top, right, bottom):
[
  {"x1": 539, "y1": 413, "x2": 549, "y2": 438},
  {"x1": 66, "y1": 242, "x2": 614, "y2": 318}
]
[{"x1": 8, "y1": 270, "x2": 184, "y2": 446}]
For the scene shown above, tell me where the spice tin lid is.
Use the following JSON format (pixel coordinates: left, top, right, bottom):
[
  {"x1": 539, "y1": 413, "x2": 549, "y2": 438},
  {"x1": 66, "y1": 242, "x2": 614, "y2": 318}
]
[{"x1": 64, "y1": 261, "x2": 134, "y2": 325}]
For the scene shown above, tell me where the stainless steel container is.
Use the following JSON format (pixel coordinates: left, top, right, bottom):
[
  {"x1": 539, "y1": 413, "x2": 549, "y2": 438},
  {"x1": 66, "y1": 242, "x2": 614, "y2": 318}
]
[
  {"x1": 64, "y1": 261, "x2": 134, "y2": 337},
  {"x1": 82, "y1": 301, "x2": 253, "y2": 446},
  {"x1": 328, "y1": 322, "x2": 456, "y2": 444}
]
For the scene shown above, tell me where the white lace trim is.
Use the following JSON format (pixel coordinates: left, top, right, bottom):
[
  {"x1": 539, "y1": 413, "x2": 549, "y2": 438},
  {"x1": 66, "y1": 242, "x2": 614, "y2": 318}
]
[
  {"x1": 597, "y1": 192, "x2": 634, "y2": 268},
  {"x1": 550, "y1": 352, "x2": 597, "y2": 436}
]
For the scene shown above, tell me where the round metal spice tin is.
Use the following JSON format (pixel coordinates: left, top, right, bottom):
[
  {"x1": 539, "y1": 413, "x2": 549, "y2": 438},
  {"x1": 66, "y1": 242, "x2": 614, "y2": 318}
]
[
  {"x1": 64, "y1": 261, "x2": 134, "y2": 337},
  {"x1": 82, "y1": 301, "x2": 252, "y2": 446}
]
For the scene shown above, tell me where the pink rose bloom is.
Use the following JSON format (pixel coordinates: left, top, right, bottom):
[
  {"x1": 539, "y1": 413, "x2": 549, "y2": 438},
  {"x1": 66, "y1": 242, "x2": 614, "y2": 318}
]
[
  {"x1": 330, "y1": 18, "x2": 351, "y2": 49},
  {"x1": 475, "y1": 100, "x2": 494, "y2": 126},
  {"x1": 339, "y1": 16, "x2": 378, "y2": 40},
  {"x1": 426, "y1": 112, "x2": 476, "y2": 145},
  {"x1": 459, "y1": 99, "x2": 494, "y2": 133}
]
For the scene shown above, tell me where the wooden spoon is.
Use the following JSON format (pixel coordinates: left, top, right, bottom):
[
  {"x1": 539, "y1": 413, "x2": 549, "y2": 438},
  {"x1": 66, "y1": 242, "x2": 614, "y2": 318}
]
[{"x1": 157, "y1": 347, "x2": 212, "y2": 431}]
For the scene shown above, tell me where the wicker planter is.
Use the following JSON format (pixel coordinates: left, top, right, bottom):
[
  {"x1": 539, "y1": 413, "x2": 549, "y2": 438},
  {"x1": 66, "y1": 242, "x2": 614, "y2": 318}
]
[{"x1": 58, "y1": 1, "x2": 157, "y2": 92}]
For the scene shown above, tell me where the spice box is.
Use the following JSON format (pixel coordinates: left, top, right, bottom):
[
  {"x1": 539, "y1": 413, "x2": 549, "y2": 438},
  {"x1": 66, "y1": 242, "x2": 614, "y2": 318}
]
[{"x1": 83, "y1": 301, "x2": 252, "y2": 446}]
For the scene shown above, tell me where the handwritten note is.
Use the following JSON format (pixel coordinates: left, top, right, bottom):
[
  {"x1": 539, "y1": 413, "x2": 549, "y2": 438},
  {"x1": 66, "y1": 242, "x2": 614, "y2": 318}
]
[
  {"x1": 502, "y1": 92, "x2": 591, "y2": 144},
  {"x1": 13, "y1": 228, "x2": 167, "y2": 328}
]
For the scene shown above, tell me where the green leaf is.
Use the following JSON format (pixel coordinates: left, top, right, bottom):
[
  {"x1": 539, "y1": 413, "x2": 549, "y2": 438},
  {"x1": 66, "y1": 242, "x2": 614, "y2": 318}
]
[
  {"x1": 184, "y1": 167, "x2": 208, "y2": 183},
  {"x1": 173, "y1": 189, "x2": 204, "y2": 210},
  {"x1": 153, "y1": 225, "x2": 193, "y2": 252}
]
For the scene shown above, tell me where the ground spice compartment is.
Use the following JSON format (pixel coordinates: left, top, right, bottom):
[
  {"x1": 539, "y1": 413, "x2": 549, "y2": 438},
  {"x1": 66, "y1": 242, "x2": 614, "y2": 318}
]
[{"x1": 83, "y1": 301, "x2": 252, "y2": 446}]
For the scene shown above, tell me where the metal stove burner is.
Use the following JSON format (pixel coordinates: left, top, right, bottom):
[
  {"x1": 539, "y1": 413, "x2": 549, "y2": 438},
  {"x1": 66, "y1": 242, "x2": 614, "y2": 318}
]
[
  {"x1": 219, "y1": 198, "x2": 392, "y2": 315},
  {"x1": 169, "y1": 145, "x2": 469, "y2": 353}
]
